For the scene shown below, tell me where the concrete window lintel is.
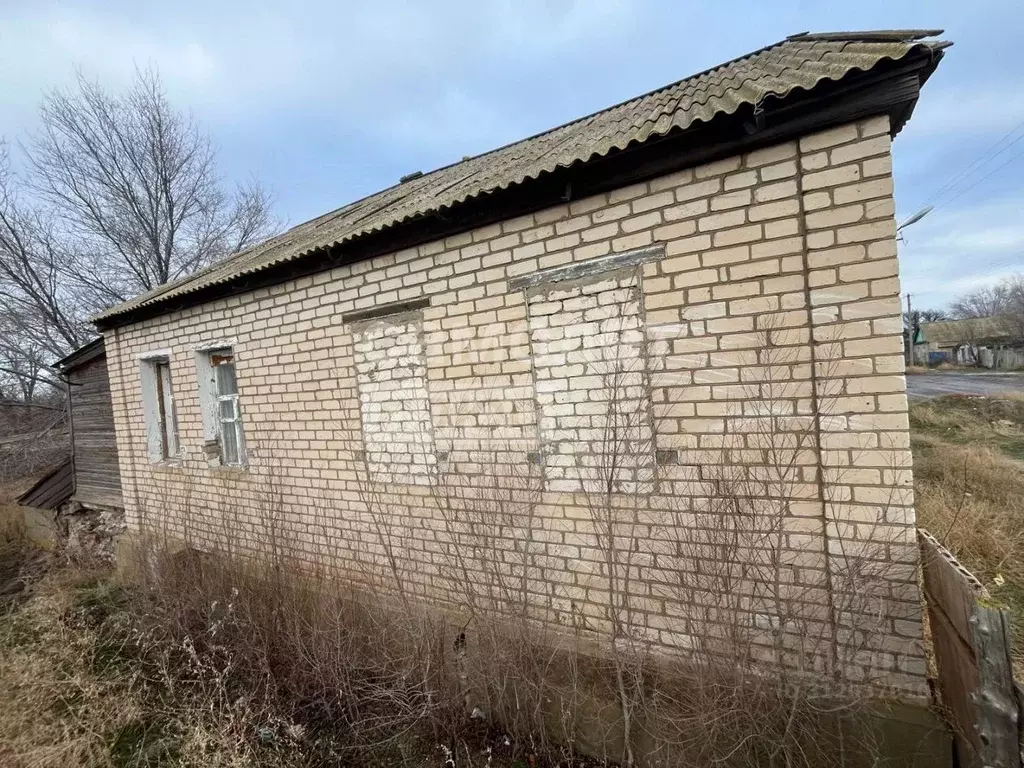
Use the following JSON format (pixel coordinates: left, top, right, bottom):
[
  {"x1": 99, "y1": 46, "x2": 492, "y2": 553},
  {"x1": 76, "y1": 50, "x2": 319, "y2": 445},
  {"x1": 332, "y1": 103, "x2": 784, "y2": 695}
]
[{"x1": 509, "y1": 244, "x2": 666, "y2": 292}]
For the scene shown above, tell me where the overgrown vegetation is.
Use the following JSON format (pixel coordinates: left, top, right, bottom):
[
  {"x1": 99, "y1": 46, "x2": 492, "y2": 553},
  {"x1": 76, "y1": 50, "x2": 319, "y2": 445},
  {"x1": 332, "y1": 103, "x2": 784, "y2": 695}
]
[
  {"x1": 0, "y1": 529, "x2": 932, "y2": 767},
  {"x1": 911, "y1": 393, "x2": 1024, "y2": 670},
  {"x1": 0, "y1": 337, "x2": 947, "y2": 766}
]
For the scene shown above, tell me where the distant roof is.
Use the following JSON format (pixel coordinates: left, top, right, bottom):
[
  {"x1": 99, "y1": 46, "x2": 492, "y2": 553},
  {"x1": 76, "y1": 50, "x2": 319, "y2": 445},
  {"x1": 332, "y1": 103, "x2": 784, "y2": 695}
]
[
  {"x1": 919, "y1": 316, "x2": 1017, "y2": 345},
  {"x1": 52, "y1": 337, "x2": 105, "y2": 373},
  {"x1": 95, "y1": 29, "x2": 949, "y2": 327}
]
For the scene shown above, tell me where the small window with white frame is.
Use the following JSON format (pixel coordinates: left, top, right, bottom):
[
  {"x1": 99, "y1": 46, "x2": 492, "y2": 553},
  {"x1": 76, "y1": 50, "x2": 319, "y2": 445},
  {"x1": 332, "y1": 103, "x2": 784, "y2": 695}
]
[
  {"x1": 196, "y1": 346, "x2": 246, "y2": 467},
  {"x1": 140, "y1": 354, "x2": 181, "y2": 462}
]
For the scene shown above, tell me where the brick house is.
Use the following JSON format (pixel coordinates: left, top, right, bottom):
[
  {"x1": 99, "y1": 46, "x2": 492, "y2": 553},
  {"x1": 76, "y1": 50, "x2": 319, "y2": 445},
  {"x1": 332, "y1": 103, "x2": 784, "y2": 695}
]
[{"x1": 94, "y1": 30, "x2": 948, "y2": 693}]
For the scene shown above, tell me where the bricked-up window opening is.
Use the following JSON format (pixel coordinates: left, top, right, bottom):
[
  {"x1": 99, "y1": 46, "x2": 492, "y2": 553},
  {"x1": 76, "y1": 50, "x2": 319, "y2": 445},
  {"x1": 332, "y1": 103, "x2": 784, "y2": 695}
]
[
  {"x1": 210, "y1": 350, "x2": 245, "y2": 466},
  {"x1": 352, "y1": 315, "x2": 435, "y2": 485},
  {"x1": 526, "y1": 270, "x2": 655, "y2": 494},
  {"x1": 141, "y1": 356, "x2": 181, "y2": 462}
]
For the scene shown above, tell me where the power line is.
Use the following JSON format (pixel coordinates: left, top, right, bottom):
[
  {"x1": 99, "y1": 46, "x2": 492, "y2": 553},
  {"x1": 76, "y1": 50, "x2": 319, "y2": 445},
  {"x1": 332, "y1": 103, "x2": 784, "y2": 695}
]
[
  {"x1": 868, "y1": 114, "x2": 1024, "y2": 218},
  {"x1": 929, "y1": 142, "x2": 1024, "y2": 214},
  {"x1": 923, "y1": 117, "x2": 1024, "y2": 208}
]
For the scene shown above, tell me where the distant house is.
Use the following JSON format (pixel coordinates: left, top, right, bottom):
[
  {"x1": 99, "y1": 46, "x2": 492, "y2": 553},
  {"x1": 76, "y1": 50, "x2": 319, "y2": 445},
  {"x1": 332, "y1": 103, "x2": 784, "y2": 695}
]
[
  {"x1": 17, "y1": 338, "x2": 125, "y2": 558},
  {"x1": 915, "y1": 316, "x2": 1023, "y2": 369},
  {"x1": 91, "y1": 30, "x2": 949, "y2": 693}
]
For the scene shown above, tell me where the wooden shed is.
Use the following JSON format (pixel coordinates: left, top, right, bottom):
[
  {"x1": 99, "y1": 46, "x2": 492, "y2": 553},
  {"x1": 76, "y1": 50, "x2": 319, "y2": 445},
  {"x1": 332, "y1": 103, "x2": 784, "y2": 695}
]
[{"x1": 54, "y1": 338, "x2": 123, "y2": 510}]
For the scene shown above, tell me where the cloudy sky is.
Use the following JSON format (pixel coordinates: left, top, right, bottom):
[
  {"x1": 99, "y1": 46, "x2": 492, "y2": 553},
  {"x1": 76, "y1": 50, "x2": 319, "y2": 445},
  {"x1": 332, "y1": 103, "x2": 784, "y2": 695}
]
[{"x1": 1, "y1": 0, "x2": 1022, "y2": 310}]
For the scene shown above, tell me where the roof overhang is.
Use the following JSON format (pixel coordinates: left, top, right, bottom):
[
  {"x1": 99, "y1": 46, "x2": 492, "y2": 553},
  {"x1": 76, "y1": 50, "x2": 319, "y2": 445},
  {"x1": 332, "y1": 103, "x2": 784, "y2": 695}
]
[{"x1": 52, "y1": 337, "x2": 105, "y2": 373}]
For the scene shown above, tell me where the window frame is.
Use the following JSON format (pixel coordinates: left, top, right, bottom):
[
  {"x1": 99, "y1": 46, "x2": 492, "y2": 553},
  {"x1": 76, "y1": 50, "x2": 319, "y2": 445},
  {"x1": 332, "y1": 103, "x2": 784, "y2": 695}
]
[
  {"x1": 154, "y1": 359, "x2": 180, "y2": 459},
  {"x1": 140, "y1": 352, "x2": 182, "y2": 463},
  {"x1": 211, "y1": 351, "x2": 245, "y2": 467},
  {"x1": 194, "y1": 344, "x2": 247, "y2": 468}
]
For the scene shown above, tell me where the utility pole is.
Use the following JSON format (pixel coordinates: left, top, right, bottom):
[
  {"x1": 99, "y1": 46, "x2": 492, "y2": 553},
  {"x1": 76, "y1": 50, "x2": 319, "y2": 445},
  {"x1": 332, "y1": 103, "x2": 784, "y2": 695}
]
[
  {"x1": 895, "y1": 205, "x2": 931, "y2": 369},
  {"x1": 905, "y1": 292, "x2": 913, "y2": 366}
]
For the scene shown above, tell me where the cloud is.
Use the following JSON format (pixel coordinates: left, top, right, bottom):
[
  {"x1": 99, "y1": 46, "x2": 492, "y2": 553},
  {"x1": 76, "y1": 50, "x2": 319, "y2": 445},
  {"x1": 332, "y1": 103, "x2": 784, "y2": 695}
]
[
  {"x1": 2, "y1": 0, "x2": 1022, "y2": 304},
  {"x1": 380, "y1": 86, "x2": 531, "y2": 160},
  {"x1": 0, "y1": 0, "x2": 640, "y2": 157}
]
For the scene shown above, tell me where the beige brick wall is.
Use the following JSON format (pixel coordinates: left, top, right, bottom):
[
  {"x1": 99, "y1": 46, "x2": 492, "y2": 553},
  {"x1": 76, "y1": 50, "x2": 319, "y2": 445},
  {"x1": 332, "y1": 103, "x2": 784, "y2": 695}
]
[{"x1": 105, "y1": 114, "x2": 925, "y2": 693}]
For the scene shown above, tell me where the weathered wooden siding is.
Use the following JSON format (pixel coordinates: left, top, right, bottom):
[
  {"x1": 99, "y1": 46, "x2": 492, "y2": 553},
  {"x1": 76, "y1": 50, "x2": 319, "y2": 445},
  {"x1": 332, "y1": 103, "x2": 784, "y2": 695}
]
[
  {"x1": 70, "y1": 353, "x2": 123, "y2": 508},
  {"x1": 920, "y1": 529, "x2": 1022, "y2": 768}
]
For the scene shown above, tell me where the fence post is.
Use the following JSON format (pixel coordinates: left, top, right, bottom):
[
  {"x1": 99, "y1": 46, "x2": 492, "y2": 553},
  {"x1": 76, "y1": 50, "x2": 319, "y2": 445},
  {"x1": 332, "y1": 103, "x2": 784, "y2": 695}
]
[{"x1": 971, "y1": 598, "x2": 1020, "y2": 767}]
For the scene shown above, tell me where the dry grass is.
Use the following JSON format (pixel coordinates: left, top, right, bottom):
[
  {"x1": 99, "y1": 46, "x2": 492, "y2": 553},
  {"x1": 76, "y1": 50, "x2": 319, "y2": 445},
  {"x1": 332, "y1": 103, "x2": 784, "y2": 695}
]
[
  {"x1": 0, "y1": 536, "x2": 581, "y2": 768},
  {"x1": 910, "y1": 394, "x2": 1024, "y2": 669},
  {"x1": 0, "y1": 505, "x2": 29, "y2": 593},
  {"x1": 0, "y1": 389, "x2": 962, "y2": 766},
  {"x1": 0, "y1": 517, "x2": 936, "y2": 767},
  {"x1": 0, "y1": 567, "x2": 443, "y2": 768}
]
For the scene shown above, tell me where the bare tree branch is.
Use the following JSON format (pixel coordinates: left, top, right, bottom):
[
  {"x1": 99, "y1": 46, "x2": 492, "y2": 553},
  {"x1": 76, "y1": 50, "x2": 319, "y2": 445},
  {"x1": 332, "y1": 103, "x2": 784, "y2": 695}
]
[
  {"x1": 26, "y1": 68, "x2": 279, "y2": 303},
  {"x1": 0, "y1": 67, "x2": 280, "y2": 413}
]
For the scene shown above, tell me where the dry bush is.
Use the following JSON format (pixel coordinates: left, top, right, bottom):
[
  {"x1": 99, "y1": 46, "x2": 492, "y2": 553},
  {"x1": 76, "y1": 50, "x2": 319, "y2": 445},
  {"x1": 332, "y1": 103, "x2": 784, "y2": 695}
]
[
  {"x1": 121, "y1": 525, "x2": 461, "y2": 765},
  {"x1": 0, "y1": 328, "x2": 940, "y2": 766},
  {"x1": 0, "y1": 505, "x2": 26, "y2": 595},
  {"x1": 0, "y1": 503, "x2": 22, "y2": 543},
  {"x1": 0, "y1": 400, "x2": 69, "y2": 490},
  {"x1": 0, "y1": 558, "x2": 455, "y2": 767},
  {"x1": 0, "y1": 504, "x2": 48, "y2": 606}
]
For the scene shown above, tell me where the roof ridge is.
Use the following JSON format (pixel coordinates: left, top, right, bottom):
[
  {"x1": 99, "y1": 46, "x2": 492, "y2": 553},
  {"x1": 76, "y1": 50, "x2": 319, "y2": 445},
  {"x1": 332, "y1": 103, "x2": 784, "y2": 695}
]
[
  {"x1": 142, "y1": 33, "x2": 809, "y2": 294},
  {"x1": 788, "y1": 29, "x2": 944, "y2": 42}
]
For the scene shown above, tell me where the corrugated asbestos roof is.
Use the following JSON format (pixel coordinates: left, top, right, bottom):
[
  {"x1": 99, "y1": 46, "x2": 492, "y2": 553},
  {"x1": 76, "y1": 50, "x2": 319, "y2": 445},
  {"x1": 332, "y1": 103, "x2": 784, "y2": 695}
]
[{"x1": 95, "y1": 29, "x2": 949, "y2": 324}]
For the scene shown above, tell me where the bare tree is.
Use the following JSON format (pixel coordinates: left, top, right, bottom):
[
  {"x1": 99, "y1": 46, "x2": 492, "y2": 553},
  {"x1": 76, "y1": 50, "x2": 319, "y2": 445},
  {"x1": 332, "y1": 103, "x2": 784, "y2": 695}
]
[
  {"x1": 949, "y1": 275, "x2": 1023, "y2": 321},
  {"x1": 919, "y1": 308, "x2": 949, "y2": 322},
  {"x1": 0, "y1": 69, "x2": 279, "y2": 402},
  {"x1": 27, "y1": 68, "x2": 277, "y2": 308},
  {"x1": 948, "y1": 275, "x2": 1024, "y2": 360},
  {"x1": 1001, "y1": 275, "x2": 1024, "y2": 342},
  {"x1": 0, "y1": 145, "x2": 89, "y2": 360}
]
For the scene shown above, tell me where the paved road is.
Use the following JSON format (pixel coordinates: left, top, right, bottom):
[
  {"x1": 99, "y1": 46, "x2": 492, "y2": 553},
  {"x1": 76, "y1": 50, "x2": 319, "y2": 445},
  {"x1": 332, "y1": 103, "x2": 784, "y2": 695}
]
[{"x1": 906, "y1": 372, "x2": 1024, "y2": 400}]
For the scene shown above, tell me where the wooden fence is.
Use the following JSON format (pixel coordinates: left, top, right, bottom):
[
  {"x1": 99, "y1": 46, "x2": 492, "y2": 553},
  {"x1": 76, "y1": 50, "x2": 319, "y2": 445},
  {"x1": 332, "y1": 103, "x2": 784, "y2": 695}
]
[{"x1": 920, "y1": 529, "x2": 1023, "y2": 768}]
